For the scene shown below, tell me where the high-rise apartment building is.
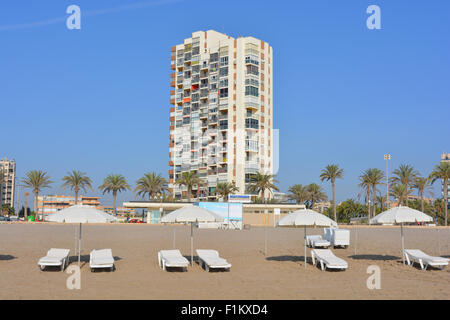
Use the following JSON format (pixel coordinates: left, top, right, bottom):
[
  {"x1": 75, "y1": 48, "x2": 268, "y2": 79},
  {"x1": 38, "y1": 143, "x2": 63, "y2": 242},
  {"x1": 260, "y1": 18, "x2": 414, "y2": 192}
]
[
  {"x1": 168, "y1": 30, "x2": 273, "y2": 200},
  {"x1": 0, "y1": 157, "x2": 16, "y2": 208}
]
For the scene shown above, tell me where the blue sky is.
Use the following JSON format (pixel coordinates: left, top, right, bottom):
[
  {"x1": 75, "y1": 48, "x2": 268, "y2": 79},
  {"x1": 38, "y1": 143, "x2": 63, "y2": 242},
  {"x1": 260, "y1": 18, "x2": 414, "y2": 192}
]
[{"x1": 1, "y1": 0, "x2": 449, "y2": 208}]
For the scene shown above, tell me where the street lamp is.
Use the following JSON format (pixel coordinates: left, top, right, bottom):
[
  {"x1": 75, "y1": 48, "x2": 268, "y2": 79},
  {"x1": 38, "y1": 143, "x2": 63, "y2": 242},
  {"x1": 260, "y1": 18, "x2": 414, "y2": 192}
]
[{"x1": 384, "y1": 154, "x2": 391, "y2": 209}]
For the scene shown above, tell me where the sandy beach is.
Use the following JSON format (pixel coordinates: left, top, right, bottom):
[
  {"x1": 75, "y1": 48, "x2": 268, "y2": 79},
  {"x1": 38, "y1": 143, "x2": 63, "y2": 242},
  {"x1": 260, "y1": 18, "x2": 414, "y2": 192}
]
[{"x1": 0, "y1": 223, "x2": 449, "y2": 300}]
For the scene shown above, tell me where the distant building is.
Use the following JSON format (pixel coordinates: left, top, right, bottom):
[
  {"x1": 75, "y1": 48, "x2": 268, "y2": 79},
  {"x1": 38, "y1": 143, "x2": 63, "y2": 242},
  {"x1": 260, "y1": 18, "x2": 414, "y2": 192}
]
[
  {"x1": 313, "y1": 201, "x2": 331, "y2": 213},
  {"x1": 391, "y1": 194, "x2": 435, "y2": 207},
  {"x1": 102, "y1": 206, "x2": 135, "y2": 216},
  {"x1": 0, "y1": 157, "x2": 16, "y2": 208},
  {"x1": 37, "y1": 195, "x2": 101, "y2": 215},
  {"x1": 272, "y1": 192, "x2": 290, "y2": 203},
  {"x1": 36, "y1": 194, "x2": 134, "y2": 217}
]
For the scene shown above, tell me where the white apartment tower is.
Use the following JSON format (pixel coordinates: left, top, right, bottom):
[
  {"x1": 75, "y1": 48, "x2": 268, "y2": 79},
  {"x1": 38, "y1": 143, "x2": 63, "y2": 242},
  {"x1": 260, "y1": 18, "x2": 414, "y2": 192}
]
[
  {"x1": 0, "y1": 157, "x2": 16, "y2": 208},
  {"x1": 168, "y1": 30, "x2": 274, "y2": 200}
]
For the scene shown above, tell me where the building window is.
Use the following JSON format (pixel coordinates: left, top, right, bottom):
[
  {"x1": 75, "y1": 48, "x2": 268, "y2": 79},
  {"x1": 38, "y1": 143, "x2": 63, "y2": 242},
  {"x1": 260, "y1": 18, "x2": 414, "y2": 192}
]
[
  {"x1": 246, "y1": 65, "x2": 259, "y2": 76},
  {"x1": 219, "y1": 78, "x2": 228, "y2": 88},
  {"x1": 220, "y1": 88, "x2": 228, "y2": 98},
  {"x1": 220, "y1": 56, "x2": 228, "y2": 66},
  {"x1": 245, "y1": 86, "x2": 259, "y2": 97},
  {"x1": 245, "y1": 55, "x2": 259, "y2": 65},
  {"x1": 245, "y1": 118, "x2": 259, "y2": 129},
  {"x1": 219, "y1": 67, "x2": 228, "y2": 77}
]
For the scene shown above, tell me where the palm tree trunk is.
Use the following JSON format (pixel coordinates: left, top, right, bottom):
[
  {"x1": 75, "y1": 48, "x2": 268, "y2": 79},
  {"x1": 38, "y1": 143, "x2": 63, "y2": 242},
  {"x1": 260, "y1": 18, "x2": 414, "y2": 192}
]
[
  {"x1": 113, "y1": 191, "x2": 117, "y2": 215},
  {"x1": 404, "y1": 185, "x2": 408, "y2": 206},
  {"x1": 420, "y1": 190, "x2": 424, "y2": 213},
  {"x1": 372, "y1": 185, "x2": 377, "y2": 218},
  {"x1": 332, "y1": 181, "x2": 336, "y2": 222},
  {"x1": 75, "y1": 189, "x2": 78, "y2": 205},
  {"x1": 367, "y1": 186, "x2": 371, "y2": 222},
  {"x1": 34, "y1": 192, "x2": 37, "y2": 214}
]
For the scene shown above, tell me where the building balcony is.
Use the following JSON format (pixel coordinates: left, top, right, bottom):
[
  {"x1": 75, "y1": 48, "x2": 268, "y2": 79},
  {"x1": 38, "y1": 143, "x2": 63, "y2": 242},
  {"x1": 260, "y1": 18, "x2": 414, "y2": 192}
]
[{"x1": 245, "y1": 162, "x2": 259, "y2": 173}]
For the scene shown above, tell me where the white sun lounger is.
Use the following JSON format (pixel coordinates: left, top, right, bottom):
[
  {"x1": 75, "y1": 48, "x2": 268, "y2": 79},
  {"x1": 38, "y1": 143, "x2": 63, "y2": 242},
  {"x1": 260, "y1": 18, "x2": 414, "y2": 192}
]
[
  {"x1": 311, "y1": 249, "x2": 348, "y2": 271},
  {"x1": 158, "y1": 250, "x2": 189, "y2": 271},
  {"x1": 90, "y1": 249, "x2": 115, "y2": 271},
  {"x1": 196, "y1": 249, "x2": 231, "y2": 272},
  {"x1": 306, "y1": 235, "x2": 331, "y2": 248},
  {"x1": 404, "y1": 249, "x2": 449, "y2": 270},
  {"x1": 38, "y1": 248, "x2": 70, "y2": 271}
]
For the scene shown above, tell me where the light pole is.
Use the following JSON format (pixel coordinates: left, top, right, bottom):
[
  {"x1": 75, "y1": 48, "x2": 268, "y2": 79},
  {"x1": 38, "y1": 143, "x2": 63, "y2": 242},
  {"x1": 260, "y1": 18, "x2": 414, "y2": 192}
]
[{"x1": 384, "y1": 154, "x2": 391, "y2": 209}]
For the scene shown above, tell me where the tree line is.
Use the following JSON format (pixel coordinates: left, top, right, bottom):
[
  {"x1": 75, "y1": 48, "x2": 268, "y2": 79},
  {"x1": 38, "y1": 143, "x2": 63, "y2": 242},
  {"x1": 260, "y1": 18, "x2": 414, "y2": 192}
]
[{"x1": 8, "y1": 160, "x2": 450, "y2": 226}]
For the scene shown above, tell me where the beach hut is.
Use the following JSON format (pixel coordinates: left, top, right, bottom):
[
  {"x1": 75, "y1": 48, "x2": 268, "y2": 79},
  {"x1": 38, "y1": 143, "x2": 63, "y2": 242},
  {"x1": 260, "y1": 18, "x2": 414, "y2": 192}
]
[
  {"x1": 370, "y1": 206, "x2": 433, "y2": 265},
  {"x1": 46, "y1": 205, "x2": 117, "y2": 267},
  {"x1": 276, "y1": 209, "x2": 337, "y2": 268},
  {"x1": 161, "y1": 205, "x2": 223, "y2": 266}
]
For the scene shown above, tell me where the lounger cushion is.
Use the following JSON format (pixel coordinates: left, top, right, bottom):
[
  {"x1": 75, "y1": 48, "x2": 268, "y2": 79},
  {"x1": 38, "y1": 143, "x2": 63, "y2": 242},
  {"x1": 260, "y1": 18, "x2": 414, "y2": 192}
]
[
  {"x1": 196, "y1": 249, "x2": 231, "y2": 268},
  {"x1": 159, "y1": 250, "x2": 189, "y2": 267},
  {"x1": 38, "y1": 248, "x2": 69, "y2": 266},
  {"x1": 405, "y1": 250, "x2": 449, "y2": 265},
  {"x1": 312, "y1": 249, "x2": 348, "y2": 269},
  {"x1": 90, "y1": 249, "x2": 114, "y2": 267},
  {"x1": 38, "y1": 257, "x2": 64, "y2": 265}
]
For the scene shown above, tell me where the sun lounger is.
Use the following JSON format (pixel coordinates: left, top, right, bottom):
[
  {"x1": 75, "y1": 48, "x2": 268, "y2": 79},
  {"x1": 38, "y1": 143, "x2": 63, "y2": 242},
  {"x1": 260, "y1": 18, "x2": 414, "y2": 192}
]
[
  {"x1": 90, "y1": 249, "x2": 115, "y2": 271},
  {"x1": 311, "y1": 249, "x2": 348, "y2": 271},
  {"x1": 403, "y1": 249, "x2": 449, "y2": 270},
  {"x1": 158, "y1": 250, "x2": 189, "y2": 271},
  {"x1": 196, "y1": 249, "x2": 231, "y2": 272},
  {"x1": 323, "y1": 228, "x2": 350, "y2": 248},
  {"x1": 306, "y1": 235, "x2": 330, "y2": 248},
  {"x1": 38, "y1": 248, "x2": 70, "y2": 271}
]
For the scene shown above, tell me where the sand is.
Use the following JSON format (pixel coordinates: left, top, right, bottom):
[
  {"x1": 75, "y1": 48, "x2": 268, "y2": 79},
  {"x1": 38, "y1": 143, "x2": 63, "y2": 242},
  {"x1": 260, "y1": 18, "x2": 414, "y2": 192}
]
[{"x1": 0, "y1": 223, "x2": 449, "y2": 300}]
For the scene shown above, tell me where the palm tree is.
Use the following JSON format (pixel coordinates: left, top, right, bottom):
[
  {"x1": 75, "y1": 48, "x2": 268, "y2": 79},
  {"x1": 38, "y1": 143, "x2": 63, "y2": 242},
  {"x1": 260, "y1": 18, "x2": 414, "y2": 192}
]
[
  {"x1": 358, "y1": 170, "x2": 372, "y2": 221},
  {"x1": 247, "y1": 172, "x2": 280, "y2": 202},
  {"x1": 215, "y1": 182, "x2": 239, "y2": 201},
  {"x1": 61, "y1": 170, "x2": 93, "y2": 204},
  {"x1": 412, "y1": 177, "x2": 433, "y2": 213},
  {"x1": 287, "y1": 184, "x2": 309, "y2": 205},
  {"x1": 320, "y1": 164, "x2": 344, "y2": 222},
  {"x1": 366, "y1": 168, "x2": 385, "y2": 218},
  {"x1": 433, "y1": 198, "x2": 445, "y2": 225},
  {"x1": 99, "y1": 174, "x2": 131, "y2": 214},
  {"x1": 391, "y1": 164, "x2": 419, "y2": 205},
  {"x1": 390, "y1": 183, "x2": 411, "y2": 206},
  {"x1": 376, "y1": 193, "x2": 387, "y2": 212},
  {"x1": 21, "y1": 170, "x2": 53, "y2": 216},
  {"x1": 175, "y1": 172, "x2": 204, "y2": 201},
  {"x1": 429, "y1": 162, "x2": 450, "y2": 226},
  {"x1": 305, "y1": 183, "x2": 327, "y2": 209},
  {"x1": 135, "y1": 172, "x2": 167, "y2": 201}
]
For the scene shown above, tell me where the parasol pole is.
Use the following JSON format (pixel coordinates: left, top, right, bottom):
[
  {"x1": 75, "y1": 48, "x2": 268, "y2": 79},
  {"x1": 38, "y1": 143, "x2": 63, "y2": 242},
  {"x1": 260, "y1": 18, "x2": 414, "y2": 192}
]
[
  {"x1": 78, "y1": 222, "x2": 82, "y2": 267},
  {"x1": 401, "y1": 222, "x2": 405, "y2": 265},
  {"x1": 173, "y1": 226, "x2": 176, "y2": 249},
  {"x1": 74, "y1": 225, "x2": 77, "y2": 264},
  {"x1": 304, "y1": 225, "x2": 307, "y2": 268},
  {"x1": 437, "y1": 228, "x2": 440, "y2": 256},
  {"x1": 190, "y1": 222, "x2": 194, "y2": 266}
]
